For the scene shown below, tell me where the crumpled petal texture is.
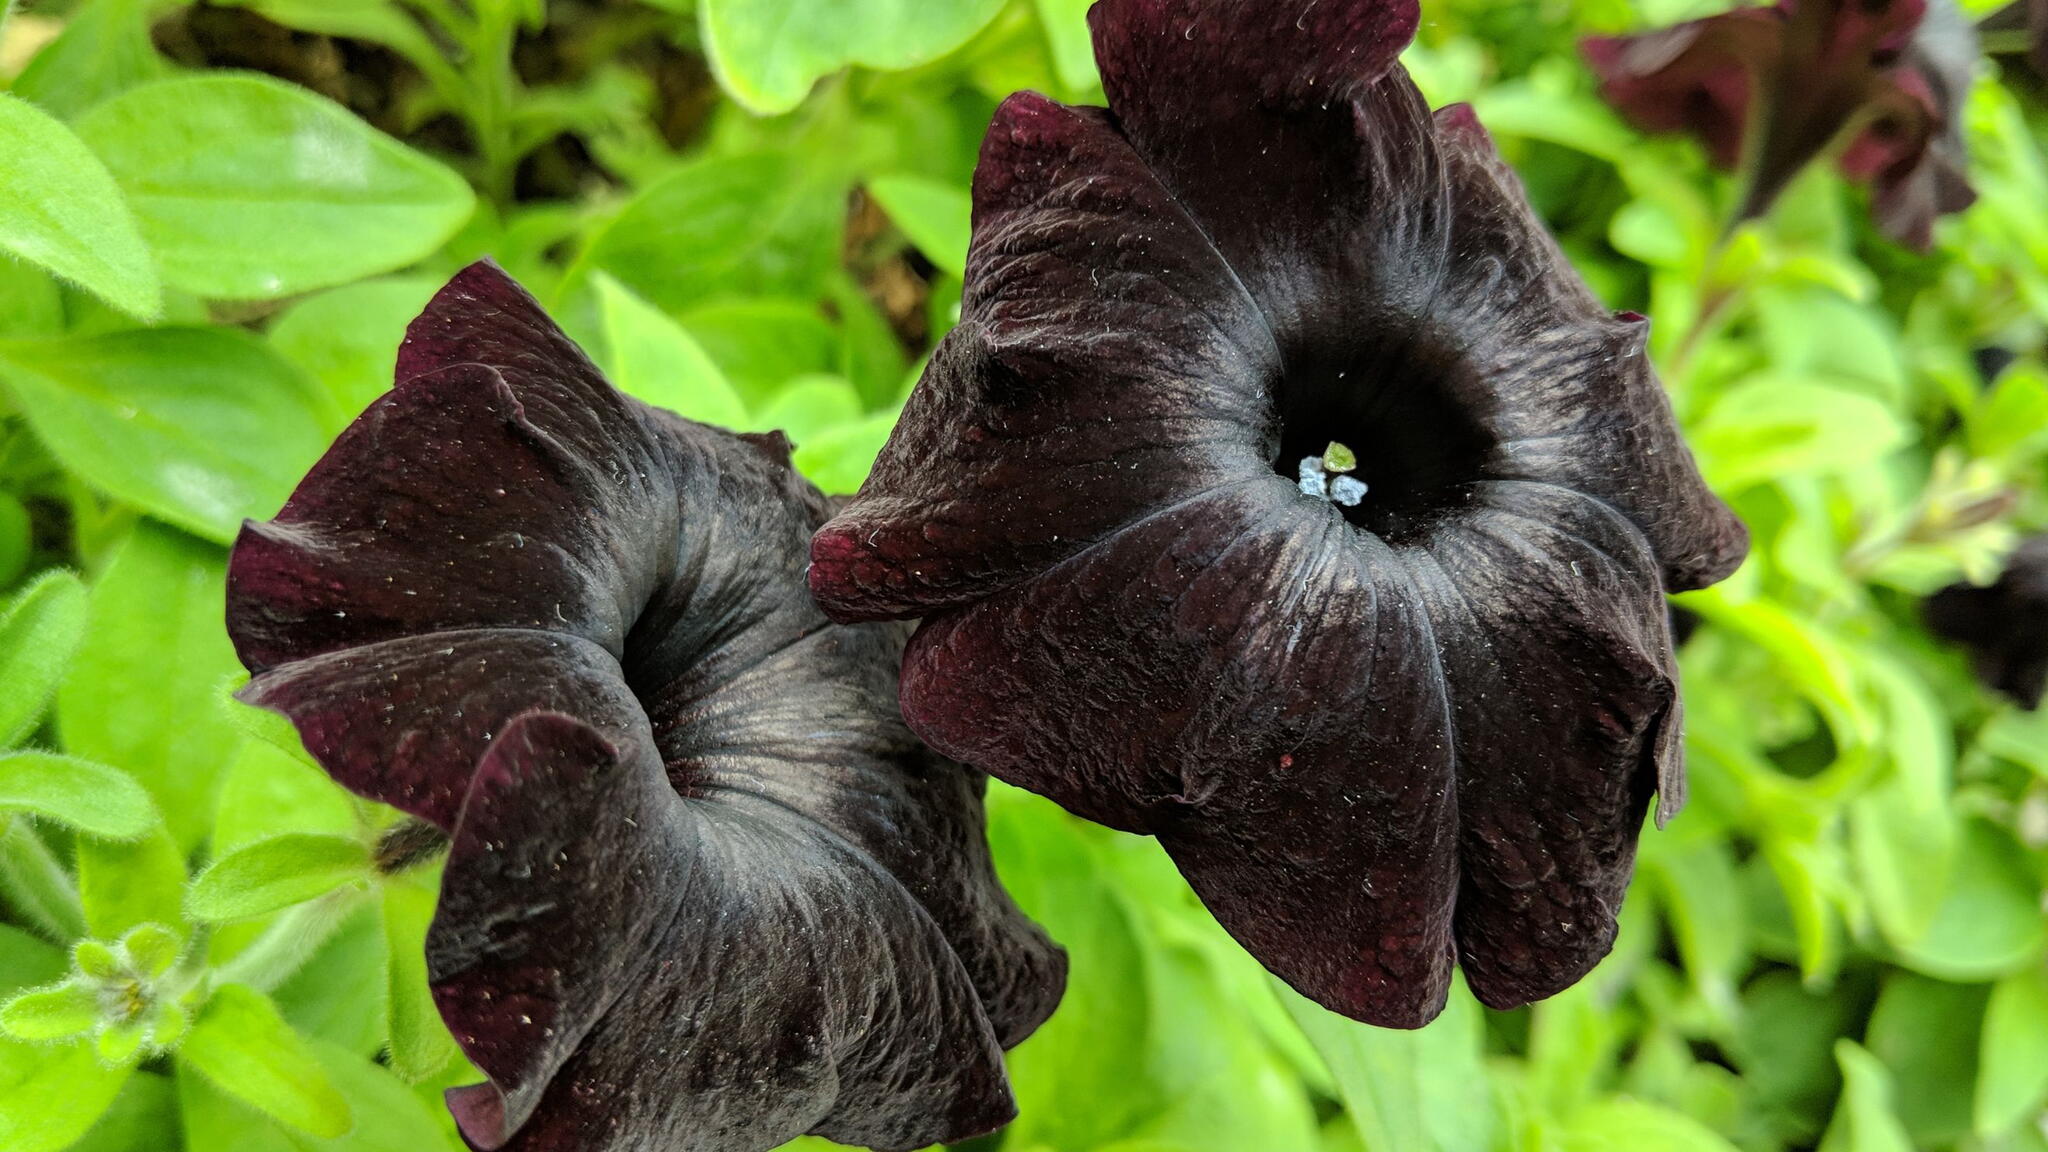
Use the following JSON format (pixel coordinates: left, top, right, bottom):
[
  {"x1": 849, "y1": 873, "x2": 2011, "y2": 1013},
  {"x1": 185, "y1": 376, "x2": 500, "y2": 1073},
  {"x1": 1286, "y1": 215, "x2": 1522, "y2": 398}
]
[
  {"x1": 225, "y1": 262, "x2": 1064, "y2": 1152},
  {"x1": 1583, "y1": 0, "x2": 1977, "y2": 250},
  {"x1": 1925, "y1": 535, "x2": 2048, "y2": 710},
  {"x1": 811, "y1": 0, "x2": 1746, "y2": 1027}
]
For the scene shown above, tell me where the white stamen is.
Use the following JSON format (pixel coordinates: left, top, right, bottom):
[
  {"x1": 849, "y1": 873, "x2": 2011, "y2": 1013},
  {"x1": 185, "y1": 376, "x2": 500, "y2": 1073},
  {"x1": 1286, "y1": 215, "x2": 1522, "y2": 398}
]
[
  {"x1": 1329, "y1": 475, "x2": 1367, "y2": 506},
  {"x1": 1296, "y1": 456, "x2": 1328, "y2": 498}
]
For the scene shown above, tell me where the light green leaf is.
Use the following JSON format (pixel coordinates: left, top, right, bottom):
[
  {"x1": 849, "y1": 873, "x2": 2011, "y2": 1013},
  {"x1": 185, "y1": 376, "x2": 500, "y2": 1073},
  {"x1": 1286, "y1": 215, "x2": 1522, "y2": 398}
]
[
  {"x1": 0, "y1": 924, "x2": 67, "y2": 993},
  {"x1": 59, "y1": 523, "x2": 246, "y2": 849},
  {"x1": 10, "y1": 0, "x2": 167, "y2": 120},
  {"x1": 0, "y1": 493, "x2": 30, "y2": 588},
  {"x1": 180, "y1": 984, "x2": 351, "y2": 1139},
  {"x1": 0, "y1": 981, "x2": 98, "y2": 1041},
  {"x1": 267, "y1": 276, "x2": 439, "y2": 428},
  {"x1": 1033, "y1": 0, "x2": 1101, "y2": 92},
  {"x1": 1560, "y1": 1098, "x2": 1743, "y2": 1152},
  {"x1": 0, "y1": 1040, "x2": 134, "y2": 1152},
  {"x1": 1975, "y1": 966, "x2": 2048, "y2": 1136},
  {"x1": 701, "y1": 0, "x2": 1008, "y2": 114},
  {"x1": 306, "y1": 1036, "x2": 455, "y2": 1150},
  {"x1": 0, "y1": 330, "x2": 332, "y2": 544},
  {"x1": 188, "y1": 835, "x2": 373, "y2": 923},
  {"x1": 0, "y1": 752, "x2": 154, "y2": 839},
  {"x1": 77, "y1": 825, "x2": 188, "y2": 938},
  {"x1": 791, "y1": 410, "x2": 901, "y2": 493},
  {"x1": 752, "y1": 374, "x2": 864, "y2": 443},
  {"x1": 73, "y1": 74, "x2": 474, "y2": 300},
  {"x1": 0, "y1": 94, "x2": 159, "y2": 321},
  {"x1": 1820, "y1": 1042, "x2": 1915, "y2": 1152},
  {"x1": 380, "y1": 883, "x2": 457, "y2": 1083},
  {"x1": 1692, "y1": 377, "x2": 1913, "y2": 491},
  {"x1": 212, "y1": 741, "x2": 358, "y2": 859},
  {"x1": 867, "y1": 173, "x2": 972, "y2": 280},
  {"x1": 1864, "y1": 973, "x2": 1985, "y2": 1146},
  {"x1": 67, "y1": 1070, "x2": 175, "y2": 1152},
  {"x1": 580, "y1": 152, "x2": 845, "y2": 315},
  {"x1": 1282, "y1": 978, "x2": 1500, "y2": 1152},
  {"x1": 1890, "y1": 818, "x2": 2046, "y2": 981},
  {"x1": 681, "y1": 298, "x2": 842, "y2": 409},
  {"x1": 0, "y1": 569, "x2": 88, "y2": 748},
  {"x1": 590, "y1": 273, "x2": 748, "y2": 426}
]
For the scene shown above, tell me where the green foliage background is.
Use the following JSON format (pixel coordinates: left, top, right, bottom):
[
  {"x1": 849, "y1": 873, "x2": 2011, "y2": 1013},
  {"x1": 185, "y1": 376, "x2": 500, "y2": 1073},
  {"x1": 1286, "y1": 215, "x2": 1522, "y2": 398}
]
[{"x1": 0, "y1": 0, "x2": 2044, "y2": 1149}]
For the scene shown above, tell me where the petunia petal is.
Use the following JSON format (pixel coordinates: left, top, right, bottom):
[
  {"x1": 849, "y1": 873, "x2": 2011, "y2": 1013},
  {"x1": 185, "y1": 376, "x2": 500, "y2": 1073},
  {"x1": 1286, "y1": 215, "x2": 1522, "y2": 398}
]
[
  {"x1": 899, "y1": 484, "x2": 1462, "y2": 1027},
  {"x1": 810, "y1": 92, "x2": 1278, "y2": 623},
  {"x1": 1582, "y1": 12, "x2": 1777, "y2": 168},
  {"x1": 430, "y1": 711, "x2": 1017, "y2": 1151},
  {"x1": 1405, "y1": 482, "x2": 1679, "y2": 1007},
  {"x1": 1431, "y1": 105, "x2": 1749, "y2": 591}
]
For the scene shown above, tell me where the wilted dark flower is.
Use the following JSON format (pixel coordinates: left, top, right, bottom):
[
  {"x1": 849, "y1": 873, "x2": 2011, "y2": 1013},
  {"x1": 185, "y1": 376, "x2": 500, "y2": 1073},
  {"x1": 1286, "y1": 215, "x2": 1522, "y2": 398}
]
[
  {"x1": 1926, "y1": 535, "x2": 2048, "y2": 709},
  {"x1": 808, "y1": 0, "x2": 1747, "y2": 1027},
  {"x1": 1983, "y1": 0, "x2": 2048, "y2": 81},
  {"x1": 1583, "y1": 0, "x2": 1978, "y2": 249},
  {"x1": 224, "y1": 263, "x2": 1064, "y2": 1151}
]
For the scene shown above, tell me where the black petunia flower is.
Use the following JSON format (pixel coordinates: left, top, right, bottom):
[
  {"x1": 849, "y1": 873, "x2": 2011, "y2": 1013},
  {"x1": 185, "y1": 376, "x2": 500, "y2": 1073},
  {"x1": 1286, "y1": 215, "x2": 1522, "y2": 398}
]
[
  {"x1": 807, "y1": 0, "x2": 1747, "y2": 1027},
  {"x1": 1983, "y1": 0, "x2": 2048, "y2": 83},
  {"x1": 224, "y1": 262, "x2": 1065, "y2": 1151},
  {"x1": 1583, "y1": 0, "x2": 1978, "y2": 250},
  {"x1": 1926, "y1": 535, "x2": 2048, "y2": 709}
]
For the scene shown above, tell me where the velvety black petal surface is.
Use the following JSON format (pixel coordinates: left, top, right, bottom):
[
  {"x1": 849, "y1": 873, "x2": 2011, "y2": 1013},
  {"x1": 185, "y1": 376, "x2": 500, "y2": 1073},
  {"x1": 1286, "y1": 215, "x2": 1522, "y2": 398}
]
[
  {"x1": 812, "y1": 0, "x2": 1745, "y2": 1026},
  {"x1": 225, "y1": 262, "x2": 1064, "y2": 1151},
  {"x1": 1926, "y1": 535, "x2": 2048, "y2": 709}
]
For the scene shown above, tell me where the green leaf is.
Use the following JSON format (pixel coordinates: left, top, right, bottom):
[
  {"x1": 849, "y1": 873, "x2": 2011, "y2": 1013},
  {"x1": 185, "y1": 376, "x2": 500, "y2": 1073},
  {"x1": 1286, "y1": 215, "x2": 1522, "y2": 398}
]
[
  {"x1": 0, "y1": 569, "x2": 88, "y2": 747},
  {"x1": 0, "y1": 981, "x2": 98, "y2": 1040},
  {"x1": 1975, "y1": 966, "x2": 2048, "y2": 1137},
  {"x1": 73, "y1": 74, "x2": 474, "y2": 300},
  {"x1": 0, "y1": 94, "x2": 159, "y2": 321},
  {"x1": 0, "y1": 330, "x2": 332, "y2": 544},
  {"x1": 1639, "y1": 833, "x2": 1747, "y2": 1019},
  {"x1": 752, "y1": 374, "x2": 864, "y2": 443},
  {"x1": 188, "y1": 835, "x2": 373, "y2": 923},
  {"x1": 179, "y1": 984, "x2": 351, "y2": 1140},
  {"x1": 306, "y1": 1036, "x2": 456, "y2": 1150},
  {"x1": 1560, "y1": 1098, "x2": 1743, "y2": 1152},
  {"x1": 1033, "y1": 0, "x2": 1101, "y2": 92},
  {"x1": 1820, "y1": 1042, "x2": 1915, "y2": 1152},
  {"x1": 379, "y1": 883, "x2": 457, "y2": 1083},
  {"x1": 0, "y1": 818, "x2": 86, "y2": 941},
  {"x1": 1850, "y1": 660, "x2": 1957, "y2": 953},
  {"x1": 1733, "y1": 971, "x2": 1864, "y2": 1145},
  {"x1": 0, "y1": 924, "x2": 68, "y2": 993},
  {"x1": 1692, "y1": 376, "x2": 1913, "y2": 491},
  {"x1": 867, "y1": 173, "x2": 972, "y2": 280},
  {"x1": 59, "y1": 522, "x2": 247, "y2": 846},
  {"x1": 77, "y1": 825, "x2": 188, "y2": 938},
  {"x1": 0, "y1": 1040, "x2": 134, "y2": 1152},
  {"x1": 0, "y1": 493, "x2": 31, "y2": 589},
  {"x1": 791, "y1": 410, "x2": 901, "y2": 493},
  {"x1": 212, "y1": 741, "x2": 358, "y2": 859},
  {"x1": 1864, "y1": 973, "x2": 1986, "y2": 1146},
  {"x1": 701, "y1": 0, "x2": 1008, "y2": 114},
  {"x1": 1890, "y1": 817, "x2": 2046, "y2": 981},
  {"x1": 1282, "y1": 978, "x2": 1500, "y2": 1152},
  {"x1": 0, "y1": 752, "x2": 154, "y2": 839},
  {"x1": 10, "y1": 0, "x2": 167, "y2": 121},
  {"x1": 177, "y1": 1063, "x2": 299, "y2": 1152},
  {"x1": 590, "y1": 273, "x2": 749, "y2": 427},
  {"x1": 267, "y1": 276, "x2": 439, "y2": 428},
  {"x1": 580, "y1": 151, "x2": 845, "y2": 315},
  {"x1": 68, "y1": 1070, "x2": 176, "y2": 1152},
  {"x1": 680, "y1": 298, "x2": 842, "y2": 409},
  {"x1": 270, "y1": 903, "x2": 385, "y2": 1057}
]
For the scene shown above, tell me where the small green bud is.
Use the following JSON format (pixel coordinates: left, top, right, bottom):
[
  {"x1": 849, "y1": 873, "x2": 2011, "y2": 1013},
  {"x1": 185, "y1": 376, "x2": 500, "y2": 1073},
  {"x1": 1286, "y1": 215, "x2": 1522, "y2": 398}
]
[{"x1": 1321, "y1": 441, "x2": 1357, "y2": 474}]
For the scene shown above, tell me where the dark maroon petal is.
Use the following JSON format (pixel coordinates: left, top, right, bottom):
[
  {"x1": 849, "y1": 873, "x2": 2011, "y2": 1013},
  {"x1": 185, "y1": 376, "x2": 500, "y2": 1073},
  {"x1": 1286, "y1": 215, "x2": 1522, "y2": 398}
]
[
  {"x1": 810, "y1": 92, "x2": 1278, "y2": 623},
  {"x1": 225, "y1": 262, "x2": 1066, "y2": 1150},
  {"x1": 1861, "y1": 0, "x2": 1979, "y2": 249},
  {"x1": 1431, "y1": 105, "x2": 1747, "y2": 590},
  {"x1": 900, "y1": 484, "x2": 1461, "y2": 1027},
  {"x1": 1407, "y1": 482, "x2": 1678, "y2": 1006},
  {"x1": 1582, "y1": 11, "x2": 1778, "y2": 168},
  {"x1": 1926, "y1": 535, "x2": 2048, "y2": 710},
  {"x1": 430, "y1": 712, "x2": 1016, "y2": 1152},
  {"x1": 1982, "y1": 0, "x2": 2048, "y2": 78},
  {"x1": 237, "y1": 630, "x2": 641, "y2": 830}
]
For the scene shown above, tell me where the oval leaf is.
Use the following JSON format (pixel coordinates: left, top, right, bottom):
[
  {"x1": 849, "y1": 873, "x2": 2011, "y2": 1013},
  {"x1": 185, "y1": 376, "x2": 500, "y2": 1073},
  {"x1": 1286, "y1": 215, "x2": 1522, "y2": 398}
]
[
  {"x1": 0, "y1": 570, "x2": 88, "y2": 749},
  {"x1": 0, "y1": 752, "x2": 154, "y2": 840},
  {"x1": 73, "y1": 73, "x2": 474, "y2": 301},
  {"x1": 0, "y1": 94, "x2": 159, "y2": 321},
  {"x1": 701, "y1": 0, "x2": 1008, "y2": 114},
  {"x1": 187, "y1": 834, "x2": 372, "y2": 923},
  {"x1": 179, "y1": 984, "x2": 350, "y2": 1139}
]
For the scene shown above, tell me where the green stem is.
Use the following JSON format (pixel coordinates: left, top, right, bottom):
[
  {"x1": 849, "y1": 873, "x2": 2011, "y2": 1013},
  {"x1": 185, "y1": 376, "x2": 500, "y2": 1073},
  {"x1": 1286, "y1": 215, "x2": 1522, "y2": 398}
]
[
  {"x1": 0, "y1": 817, "x2": 85, "y2": 942},
  {"x1": 216, "y1": 888, "x2": 368, "y2": 993}
]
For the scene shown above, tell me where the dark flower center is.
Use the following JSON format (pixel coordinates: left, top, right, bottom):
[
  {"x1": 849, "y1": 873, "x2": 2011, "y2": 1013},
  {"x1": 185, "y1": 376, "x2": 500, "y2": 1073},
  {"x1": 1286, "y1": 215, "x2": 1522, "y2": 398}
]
[{"x1": 1269, "y1": 336, "x2": 1496, "y2": 539}]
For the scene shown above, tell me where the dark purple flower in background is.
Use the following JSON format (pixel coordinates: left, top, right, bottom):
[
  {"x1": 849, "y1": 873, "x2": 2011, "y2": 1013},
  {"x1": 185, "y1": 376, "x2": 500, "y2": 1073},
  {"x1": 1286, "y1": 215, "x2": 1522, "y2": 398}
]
[
  {"x1": 1983, "y1": 0, "x2": 2048, "y2": 81},
  {"x1": 224, "y1": 263, "x2": 1064, "y2": 1152},
  {"x1": 809, "y1": 0, "x2": 1746, "y2": 1027},
  {"x1": 1926, "y1": 535, "x2": 2048, "y2": 709},
  {"x1": 1584, "y1": 0, "x2": 1979, "y2": 249}
]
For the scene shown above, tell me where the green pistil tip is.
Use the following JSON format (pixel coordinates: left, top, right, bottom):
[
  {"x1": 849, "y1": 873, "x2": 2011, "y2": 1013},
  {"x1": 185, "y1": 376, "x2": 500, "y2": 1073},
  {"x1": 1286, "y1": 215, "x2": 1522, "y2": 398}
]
[{"x1": 1321, "y1": 441, "x2": 1357, "y2": 474}]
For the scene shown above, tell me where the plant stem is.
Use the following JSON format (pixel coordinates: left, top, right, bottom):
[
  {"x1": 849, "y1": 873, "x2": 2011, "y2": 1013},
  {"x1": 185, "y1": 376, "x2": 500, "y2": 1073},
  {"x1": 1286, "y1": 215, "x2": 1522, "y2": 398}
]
[
  {"x1": 216, "y1": 888, "x2": 369, "y2": 993},
  {"x1": 0, "y1": 817, "x2": 85, "y2": 942}
]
